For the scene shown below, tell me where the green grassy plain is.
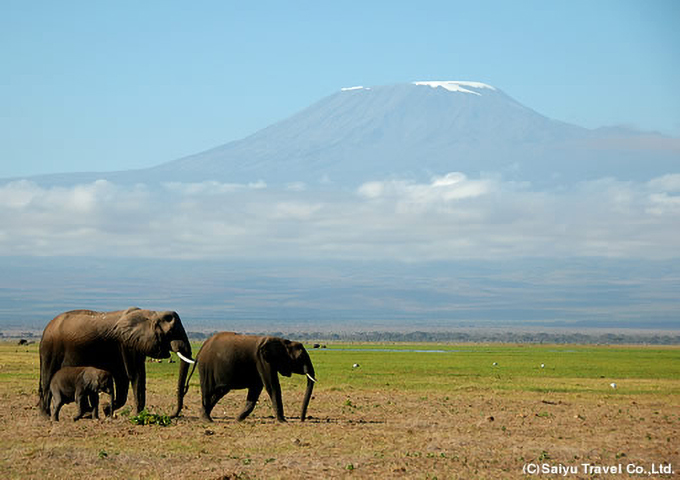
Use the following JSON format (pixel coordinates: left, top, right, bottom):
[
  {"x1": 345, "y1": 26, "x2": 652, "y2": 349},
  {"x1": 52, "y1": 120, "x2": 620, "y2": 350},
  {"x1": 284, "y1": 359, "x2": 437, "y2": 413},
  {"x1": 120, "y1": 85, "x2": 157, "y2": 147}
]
[
  {"x1": 299, "y1": 343, "x2": 680, "y2": 393},
  {"x1": 1, "y1": 341, "x2": 679, "y2": 478}
]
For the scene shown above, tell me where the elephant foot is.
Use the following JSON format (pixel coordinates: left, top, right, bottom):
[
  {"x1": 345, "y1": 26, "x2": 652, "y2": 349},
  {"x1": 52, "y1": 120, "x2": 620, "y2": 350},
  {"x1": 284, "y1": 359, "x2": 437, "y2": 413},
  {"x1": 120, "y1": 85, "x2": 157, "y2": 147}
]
[
  {"x1": 276, "y1": 417, "x2": 287, "y2": 424},
  {"x1": 200, "y1": 413, "x2": 214, "y2": 422},
  {"x1": 236, "y1": 411, "x2": 252, "y2": 422}
]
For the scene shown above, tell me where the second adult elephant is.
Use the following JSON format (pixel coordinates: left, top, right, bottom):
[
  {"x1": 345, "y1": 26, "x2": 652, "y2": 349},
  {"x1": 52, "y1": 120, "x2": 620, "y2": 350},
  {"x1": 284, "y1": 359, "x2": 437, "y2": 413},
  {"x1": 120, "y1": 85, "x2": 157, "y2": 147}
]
[{"x1": 184, "y1": 332, "x2": 316, "y2": 422}]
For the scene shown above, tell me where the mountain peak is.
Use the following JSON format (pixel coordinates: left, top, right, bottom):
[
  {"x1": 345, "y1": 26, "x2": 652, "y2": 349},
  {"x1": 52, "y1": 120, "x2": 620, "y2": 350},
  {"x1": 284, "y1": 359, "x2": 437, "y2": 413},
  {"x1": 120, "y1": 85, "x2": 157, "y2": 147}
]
[
  {"x1": 11, "y1": 79, "x2": 676, "y2": 189},
  {"x1": 412, "y1": 80, "x2": 496, "y2": 95}
]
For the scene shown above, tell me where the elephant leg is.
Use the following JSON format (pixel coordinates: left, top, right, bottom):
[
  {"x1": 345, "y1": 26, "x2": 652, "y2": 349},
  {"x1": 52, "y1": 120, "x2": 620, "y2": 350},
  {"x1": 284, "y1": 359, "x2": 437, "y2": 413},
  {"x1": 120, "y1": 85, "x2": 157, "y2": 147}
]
[
  {"x1": 237, "y1": 384, "x2": 263, "y2": 422},
  {"x1": 199, "y1": 368, "x2": 217, "y2": 422},
  {"x1": 90, "y1": 392, "x2": 100, "y2": 419},
  {"x1": 105, "y1": 375, "x2": 129, "y2": 416},
  {"x1": 74, "y1": 387, "x2": 87, "y2": 421},
  {"x1": 51, "y1": 394, "x2": 63, "y2": 422},
  {"x1": 107, "y1": 392, "x2": 114, "y2": 418},
  {"x1": 262, "y1": 375, "x2": 286, "y2": 423},
  {"x1": 200, "y1": 396, "x2": 215, "y2": 422},
  {"x1": 40, "y1": 357, "x2": 61, "y2": 418},
  {"x1": 130, "y1": 359, "x2": 146, "y2": 414},
  {"x1": 201, "y1": 386, "x2": 228, "y2": 422},
  {"x1": 78, "y1": 395, "x2": 94, "y2": 418}
]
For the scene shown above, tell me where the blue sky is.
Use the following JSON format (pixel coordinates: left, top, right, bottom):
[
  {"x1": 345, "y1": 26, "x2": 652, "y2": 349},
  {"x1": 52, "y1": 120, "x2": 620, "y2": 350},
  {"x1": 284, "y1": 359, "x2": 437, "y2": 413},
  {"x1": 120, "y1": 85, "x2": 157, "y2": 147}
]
[
  {"x1": 2, "y1": 0, "x2": 679, "y2": 177},
  {"x1": 1, "y1": 1, "x2": 679, "y2": 330}
]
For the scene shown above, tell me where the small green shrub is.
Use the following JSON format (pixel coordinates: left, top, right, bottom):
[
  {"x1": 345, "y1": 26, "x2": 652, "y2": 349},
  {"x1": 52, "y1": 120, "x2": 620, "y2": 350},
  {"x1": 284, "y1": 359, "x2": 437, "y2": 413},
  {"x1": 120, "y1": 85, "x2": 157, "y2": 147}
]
[{"x1": 129, "y1": 409, "x2": 172, "y2": 426}]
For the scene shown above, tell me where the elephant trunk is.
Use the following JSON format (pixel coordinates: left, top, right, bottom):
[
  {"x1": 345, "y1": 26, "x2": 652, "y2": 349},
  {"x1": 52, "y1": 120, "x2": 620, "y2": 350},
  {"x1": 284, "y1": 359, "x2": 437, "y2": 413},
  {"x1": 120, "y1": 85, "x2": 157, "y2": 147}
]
[
  {"x1": 300, "y1": 361, "x2": 315, "y2": 422},
  {"x1": 170, "y1": 338, "x2": 193, "y2": 359},
  {"x1": 169, "y1": 337, "x2": 193, "y2": 418}
]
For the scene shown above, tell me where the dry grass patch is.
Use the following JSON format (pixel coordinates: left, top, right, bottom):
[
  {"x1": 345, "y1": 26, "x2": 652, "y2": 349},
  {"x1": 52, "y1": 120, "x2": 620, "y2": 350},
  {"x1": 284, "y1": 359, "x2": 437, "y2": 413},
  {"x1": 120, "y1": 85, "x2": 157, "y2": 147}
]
[{"x1": 1, "y1": 342, "x2": 678, "y2": 478}]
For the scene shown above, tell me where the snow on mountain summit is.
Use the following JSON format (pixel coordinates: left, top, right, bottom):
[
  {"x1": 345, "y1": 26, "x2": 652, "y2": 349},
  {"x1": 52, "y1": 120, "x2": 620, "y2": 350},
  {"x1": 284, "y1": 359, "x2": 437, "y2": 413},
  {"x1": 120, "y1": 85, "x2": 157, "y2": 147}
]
[
  {"x1": 340, "y1": 81, "x2": 496, "y2": 95},
  {"x1": 341, "y1": 86, "x2": 371, "y2": 91},
  {"x1": 413, "y1": 81, "x2": 496, "y2": 95}
]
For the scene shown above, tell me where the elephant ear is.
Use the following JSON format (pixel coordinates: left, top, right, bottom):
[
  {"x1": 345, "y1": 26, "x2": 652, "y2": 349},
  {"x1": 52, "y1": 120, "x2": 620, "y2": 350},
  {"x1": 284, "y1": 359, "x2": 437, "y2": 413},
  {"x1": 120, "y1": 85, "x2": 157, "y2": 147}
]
[
  {"x1": 114, "y1": 308, "x2": 163, "y2": 357},
  {"x1": 82, "y1": 369, "x2": 100, "y2": 391},
  {"x1": 259, "y1": 338, "x2": 294, "y2": 377},
  {"x1": 114, "y1": 308, "x2": 148, "y2": 343}
]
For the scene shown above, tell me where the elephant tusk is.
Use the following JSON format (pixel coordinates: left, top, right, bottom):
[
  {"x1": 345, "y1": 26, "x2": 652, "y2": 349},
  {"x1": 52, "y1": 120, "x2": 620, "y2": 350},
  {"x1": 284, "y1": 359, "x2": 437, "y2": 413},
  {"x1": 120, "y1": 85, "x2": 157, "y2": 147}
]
[
  {"x1": 306, "y1": 373, "x2": 317, "y2": 383},
  {"x1": 176, "y1": 352, "x2": 195, "y2": 364}
]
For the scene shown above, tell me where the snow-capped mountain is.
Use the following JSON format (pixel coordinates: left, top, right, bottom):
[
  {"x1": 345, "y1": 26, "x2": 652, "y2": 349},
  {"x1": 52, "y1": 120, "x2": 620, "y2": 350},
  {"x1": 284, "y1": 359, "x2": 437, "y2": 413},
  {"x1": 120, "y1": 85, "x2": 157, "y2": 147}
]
[{"x1": 10, "y1": 81, "x2": 680, "y2": 187}]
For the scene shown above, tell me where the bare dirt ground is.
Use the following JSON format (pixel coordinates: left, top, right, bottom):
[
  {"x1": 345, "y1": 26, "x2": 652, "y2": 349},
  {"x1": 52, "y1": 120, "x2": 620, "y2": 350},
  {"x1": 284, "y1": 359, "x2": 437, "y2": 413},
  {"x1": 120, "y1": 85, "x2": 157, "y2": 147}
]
[
  {"x1": 2, "y1": 387, "x2": 679, "y2": 478},
  {"x1": 1, "y1": 344, "x2": 678, "y2": 479}
]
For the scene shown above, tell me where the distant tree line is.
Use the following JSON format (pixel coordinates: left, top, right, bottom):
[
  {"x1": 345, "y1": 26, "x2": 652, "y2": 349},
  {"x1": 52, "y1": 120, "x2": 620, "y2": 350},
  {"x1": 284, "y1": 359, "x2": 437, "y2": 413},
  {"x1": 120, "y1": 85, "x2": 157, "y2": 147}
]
[
  {"x1": 2, "y1": 329, "x2": 678, "y2": 345},
  {"x1": 186, "y1": 330, "x2": 680, "y2": 345}
]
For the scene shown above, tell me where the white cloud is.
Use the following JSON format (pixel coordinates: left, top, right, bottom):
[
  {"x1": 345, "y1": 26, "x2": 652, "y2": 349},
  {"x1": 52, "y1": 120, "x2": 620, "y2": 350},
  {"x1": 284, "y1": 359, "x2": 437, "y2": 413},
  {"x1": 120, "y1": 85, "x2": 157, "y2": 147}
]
[
  {"x1": 272, "y1": 202, "x2": 323, "y2": 220},
  {"x1": 647, "y1": 174, "x2": 680, "y2": 193},
  {"x1": 0, "y1": 173, "x2": 679, "y2": 260},
  {"x1": 648, "y1": 193, "x2": 680, "y2": 216},
  {"x1": 0, "y1": 180, "x2": 41, "y2": 208},
  {"x1": 357, "y1": 181, "x2": 384, "y2": 199},
  {"x1": 358, "y1": 172, "x2": 494, "y2": 212},
  {"x1": 286, "y1": 182, "x2": 307, "y2": 192},
  {"x1": 0, "y1": 179, "x2": 121, "y2": 211},
  {"x1": 163, "y1": 180, "x2": 266, "y2": 195}
]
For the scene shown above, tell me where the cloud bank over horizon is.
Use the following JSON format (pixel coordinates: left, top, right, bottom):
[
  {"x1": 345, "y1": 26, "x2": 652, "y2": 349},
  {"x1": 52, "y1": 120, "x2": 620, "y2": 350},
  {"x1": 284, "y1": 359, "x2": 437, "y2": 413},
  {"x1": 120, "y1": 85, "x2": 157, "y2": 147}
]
[{"x1": 1, "y1": 172, "x2": 679, "y2": 261}]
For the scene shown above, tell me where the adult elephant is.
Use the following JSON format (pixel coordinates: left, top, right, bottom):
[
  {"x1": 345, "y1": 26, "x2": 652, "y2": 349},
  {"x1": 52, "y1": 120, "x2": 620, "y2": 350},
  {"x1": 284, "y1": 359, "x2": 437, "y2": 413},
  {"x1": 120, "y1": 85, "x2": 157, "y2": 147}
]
[
  {"x1": 183, "y1": 332, "x2": 316, "y2": 423},
  {"x1": 39, "y1": 307, "x2": 195, "y2": 418}
]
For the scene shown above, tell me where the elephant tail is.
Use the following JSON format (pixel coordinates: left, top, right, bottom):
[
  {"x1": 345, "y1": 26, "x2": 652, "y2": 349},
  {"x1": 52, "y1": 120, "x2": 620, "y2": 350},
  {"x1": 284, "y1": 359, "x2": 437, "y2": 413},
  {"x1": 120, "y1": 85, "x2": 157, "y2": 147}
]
[
  {"x1": 183, "y1": 361, "x2": 197, "y2": 396},
  {"x1": 181, "y1": 342, "x2": 205, "y2": 396},
  {"x1": 38, "y1": 379, "x2": 51, "y2": 416}
]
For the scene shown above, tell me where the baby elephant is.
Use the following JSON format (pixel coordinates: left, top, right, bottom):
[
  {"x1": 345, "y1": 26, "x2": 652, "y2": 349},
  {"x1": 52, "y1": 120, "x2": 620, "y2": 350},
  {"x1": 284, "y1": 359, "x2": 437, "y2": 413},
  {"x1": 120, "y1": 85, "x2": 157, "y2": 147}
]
[{"x1": 50, "y1": 366, "x2": 114, "y2": 421}]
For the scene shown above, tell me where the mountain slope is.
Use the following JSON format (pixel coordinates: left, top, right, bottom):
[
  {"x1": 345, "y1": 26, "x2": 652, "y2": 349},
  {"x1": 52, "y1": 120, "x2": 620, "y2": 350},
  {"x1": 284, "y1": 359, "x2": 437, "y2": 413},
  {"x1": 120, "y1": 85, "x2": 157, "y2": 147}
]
[
  {"x1": 149, "y1": 81, "x2": 590, "y2": 185},
  {"x1": 10, "y1": 81, "x2": 680, "y2": 187}
]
